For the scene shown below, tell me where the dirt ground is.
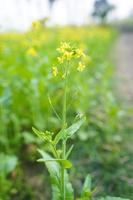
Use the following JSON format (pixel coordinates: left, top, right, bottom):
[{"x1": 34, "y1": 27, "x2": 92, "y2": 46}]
[{"x1": 115, "y1": 33, "x2": 133, "y2": 105}]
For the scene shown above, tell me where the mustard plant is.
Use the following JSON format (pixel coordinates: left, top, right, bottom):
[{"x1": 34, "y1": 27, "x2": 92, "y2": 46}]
[
  {"x1": 32, "y1": 42, "x2": 129, "y2": 200},
  {"x1": 32, "y1": 42, "x2": 89, "y2": 199}
]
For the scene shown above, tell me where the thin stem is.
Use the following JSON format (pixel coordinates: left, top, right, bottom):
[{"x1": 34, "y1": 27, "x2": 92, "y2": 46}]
[
  {"x1": 51, "y1": 144, "x2": 59, "y2": 158},
  {"x1": 61, "y1": 62, "x2": 69, "y2": 199},
  {"x1": 48, "y1": 94, "x2": 61, "y2": 122},
  {"x1": 62, "y1": 78, "x2": 67, "y2": 128}
]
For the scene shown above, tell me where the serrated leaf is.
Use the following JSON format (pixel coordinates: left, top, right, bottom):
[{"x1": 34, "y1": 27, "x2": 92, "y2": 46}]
[
  {"x1": 37, "y1": 149, "x2": 62, "y2": 200},
  {"x1": 38, "y1": 149, "x2": 74, "y2": 200}
]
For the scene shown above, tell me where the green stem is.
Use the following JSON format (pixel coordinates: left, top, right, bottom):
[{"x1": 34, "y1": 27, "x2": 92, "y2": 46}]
[
  {"x1": 63, "y1": 78, "x2": 67, "y2": 128},
  {"x1": 61, "y1": 63, "x2": 68, "y2": 199}
]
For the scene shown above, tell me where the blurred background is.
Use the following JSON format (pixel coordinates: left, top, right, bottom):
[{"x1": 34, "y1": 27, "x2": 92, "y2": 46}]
[
  {"x1": 0, "y1": 0, "x2": 133, "y2": 200},
  {"x1": 0, "y1": 0, "x2": 133, "y2": 31}
]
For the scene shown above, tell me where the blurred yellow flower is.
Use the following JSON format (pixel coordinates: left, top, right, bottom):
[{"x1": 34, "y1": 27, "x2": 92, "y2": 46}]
[
  {"x1": 77, "y1": 62, "x2": 86, "y2": 72},
  {"x1": 27, "y1": 48, "x2": 37, "y2": 57},
  {"x1": 63, "y1": 51, "x2": 73, "y2": 60},
  {"x1": 57, "y1": 56, "x2": 64, "y2": 64},
  {"x1": 52, "y1": 66, "x2": 58, "y2": 77},
  {"x1": 75, "y1": 48, "x2": 85, "y2": 58},
  {"x1": 32, "y1": 20, "x2": 41, "y2": 29},
  {"x1": 57, "y1": 42, "x2": 70, "y2": 53}
]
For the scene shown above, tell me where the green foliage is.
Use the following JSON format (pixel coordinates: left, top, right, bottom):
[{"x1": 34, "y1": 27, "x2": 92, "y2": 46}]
[
  {"x1": 0, "y1": 153, "x2": 18, "y2": 200},
  {"x1": 0, "y1": 153, "x2": 18, "y2": 174},
  {"x1": 0, "y1": 27, "x2": 132, "y2": 199}
]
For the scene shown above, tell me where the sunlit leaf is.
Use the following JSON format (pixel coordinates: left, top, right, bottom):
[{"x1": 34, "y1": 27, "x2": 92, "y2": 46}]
[{"x1": 37, "y1": 158, "x2": 72, "y2": 169}]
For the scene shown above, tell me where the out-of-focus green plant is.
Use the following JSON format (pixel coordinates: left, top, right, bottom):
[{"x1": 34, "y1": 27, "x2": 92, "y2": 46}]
[
  {"x1": 0, "y1": 26, "x2": 115, "y2": 153},
  {"x1": 0, "y1": 153, "x2": 18, "y2": 200}
]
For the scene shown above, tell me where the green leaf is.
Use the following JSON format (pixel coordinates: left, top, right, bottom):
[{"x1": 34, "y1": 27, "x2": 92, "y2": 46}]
[
  {"x1": 54, "y1": 117, "x2": 85, "y2": 145},
  {"x1": 64, "y1": 117, "x2": 85, "y2": 139},
  {"x1": 81, "y1": 174, "x2": 92, "y2": 198},
  {"x1": 37, "y1": 158, "x2": 72, "y2": 169},
  {"x1": 38, "y1": 149, "x2": 74, "y2": 200},
  {"x1": 37, "y1": 149, "x2": 62, "y2": 200},
  {"x1": 56, "y1": 159, "x2": 73, "y2": 169},
  {"x1": 54, "y1": 129, "x2": 65, "y2": 145}
]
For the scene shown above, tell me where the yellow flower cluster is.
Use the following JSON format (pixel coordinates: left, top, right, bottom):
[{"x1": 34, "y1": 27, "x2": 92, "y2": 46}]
[
  {"x1": 52, "y1": 42, "x2": 89, "y2": 77},
  {"x1": 27, "y1": 47, "x2": 37, "y2": 57},
  {"x1": 57, "y1": 42, "x2": 70, "y2": 53},
  {"x1": 57, "y1": 42, "x2": 73, "y2": 63},
  {"x1": 75, "y1": 48, "x2": 86, "y2": 58},
  {"x1": 57, "y1": 42, "x2": 86, "y2": 63}
]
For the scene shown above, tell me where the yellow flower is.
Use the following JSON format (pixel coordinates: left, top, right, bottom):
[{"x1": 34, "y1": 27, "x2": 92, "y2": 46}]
[
  {"x1": 77, "y1": 62, "x2": 86, "y2": 72},
  {"x1": 27, "y1": 47, "x2": 37, "y2": 57},
  {"x1": 32, "y1": 20, "x2": 41, "y2": 29},
  {"x1": 57, "y1": 56, "x2": 64, "y2": 64},
  {"x1": 61, "y1": 42, "x2": 70, "y2": 49},
  {"x1": 57, "y1": 42, "x2": 70, "y2": 53},
  {"x1": 52, "y1": 66, "x2": 58, "y2": 77},
  {"x1": 75, "y1": 48, "x2": 85, "y2": 58},
  {"x1": 63, "y1": 51, "x2": 73, "y2": 60}
]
